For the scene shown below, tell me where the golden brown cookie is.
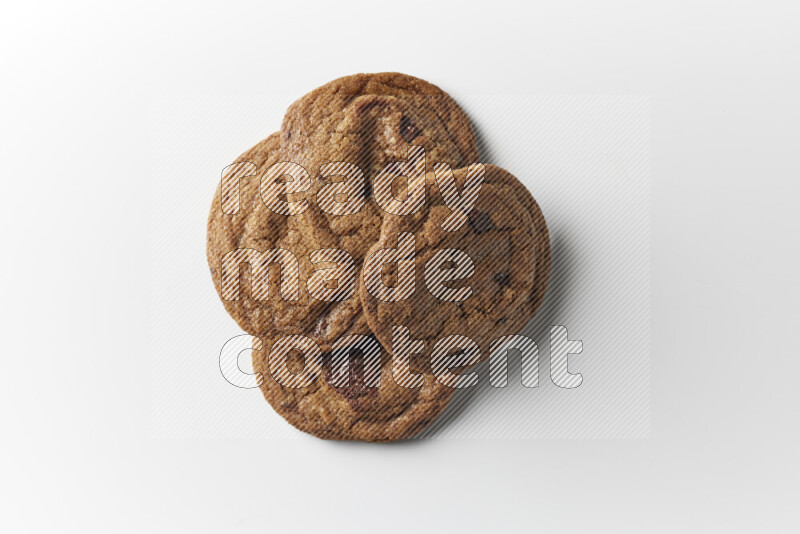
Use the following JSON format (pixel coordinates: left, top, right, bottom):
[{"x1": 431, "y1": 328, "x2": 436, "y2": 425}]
[
  {"x1": 276, "y1": 73, "x2": 480, "y2": 353},
  {"x1": 207, "y1": 133, "x2": 331, "y2": 339},
  {"x1": 207, "y1": 74, "x2": 480, "y2": 354},
  {"x1": 480, "y1": 165, "x2": 551, "y2": 322},
  {"x1": 206, "y1": 74, "x2": 480, "y2": 441},
  {"x1": 206, "y1": 73, "x2": 549, "y2": 442},
  {"x1": 251, "y1": 334, "x2": 455, "y2": 441},
  {"x1": 359, "y1": 165, "x2": 549, "y2": 365}
]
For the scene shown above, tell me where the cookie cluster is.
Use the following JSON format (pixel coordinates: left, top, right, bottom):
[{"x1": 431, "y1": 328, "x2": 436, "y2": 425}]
[{"x1": 207, "y1": 73, "x2": 550, "y2": 441}]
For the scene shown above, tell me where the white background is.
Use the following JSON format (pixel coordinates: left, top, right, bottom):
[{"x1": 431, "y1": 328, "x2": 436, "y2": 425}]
[{"x1": 2, "y1": 1, "x2": 798, "y2": 532}]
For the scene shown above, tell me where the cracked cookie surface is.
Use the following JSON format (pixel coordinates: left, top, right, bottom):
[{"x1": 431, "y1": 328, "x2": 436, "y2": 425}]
[
  {"x1": 206, "y1": 74, "x2": 549, "y2": 441},
  {"x1": 207, "y1": 73, "x2": 480, "y2": 354},
  {"x1": 206, "y1": 74, "x2": 479, "y2": 441},
  {"x1": 278, "y1": 72, "x2": 480, "y2": 353},
  {"x1": 359, "y1": 165, "x2": 549, "y2": 364},
  {"x1": 251, "y1": 334, "x2": 455, "y2": 441}
]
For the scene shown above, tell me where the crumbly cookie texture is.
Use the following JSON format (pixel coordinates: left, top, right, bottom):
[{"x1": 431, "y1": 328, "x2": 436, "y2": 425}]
[
  {"x1": 206, "y1": 74, "x2": 478, "y2": 441},
  {"x1": 359, "y1": 165, "x2": 548, "y2": 365},
  {"x1": 476, "y1": 164, "x2": 551, "y2": 322},
  {"x1": 207, "y1": 133, "x2": 330, "y2": 338},
  {"x1": 278, "y1": 73, "x2": 480, "y2": 352},
  {"x1": 207, "y1": 73, "x2": 480, "y2": 353},
  {"x1": 206, "y1": 73, "x2": 549, "y2": 442},
  {"x1": 252, "y1": 334, "x2": 455, "y2": 442}
]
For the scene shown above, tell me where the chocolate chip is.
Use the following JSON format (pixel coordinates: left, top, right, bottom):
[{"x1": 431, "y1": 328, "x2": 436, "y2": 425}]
[
  {"x1": 494, "y1": 272, "x2": 510, "y2": 286},
  {"x1": 469, "y1": 210, "x2": 495, "y2": 234},
  {"x1": 362, "y1": 179, "x2": 372, "y2": 198},
  {"x1": 400, "y1": 116, "x2": 421, "y2": 143},
  {"x1": 321, "y1": 334, "x2": 380, "y2": 408}
]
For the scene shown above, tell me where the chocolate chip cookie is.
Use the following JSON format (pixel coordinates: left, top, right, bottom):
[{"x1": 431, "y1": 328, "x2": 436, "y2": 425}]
[
  {"x1": 359, "y1": 165, "x2": 549, "y2": 365},
  {"x1": 207, "y1": 73, "x2": 480, "y2": 354},
  {"x1": 206, "y1": 74, "x2": 480, "y2": 440},
  {"x1": 206, "y1": 73, "x2": 550, "y2": 442},
  {"x1": 277, "y1": 73, "x2": 480, "y2": 353},
  {"x1": 251, "y1": 333, "x2": 455, "y2": 441},
  {"x1": 207, "y1": 132, "x2": 332, "y2": 340}
]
